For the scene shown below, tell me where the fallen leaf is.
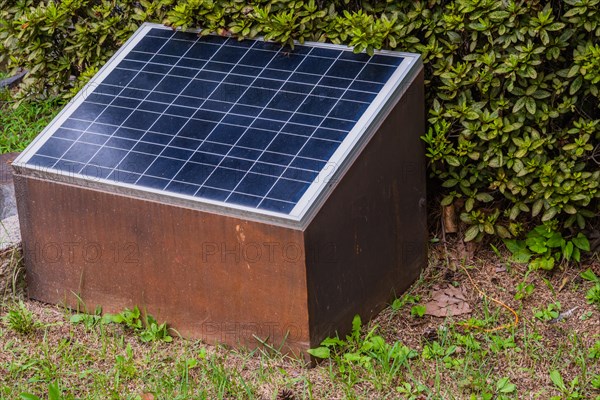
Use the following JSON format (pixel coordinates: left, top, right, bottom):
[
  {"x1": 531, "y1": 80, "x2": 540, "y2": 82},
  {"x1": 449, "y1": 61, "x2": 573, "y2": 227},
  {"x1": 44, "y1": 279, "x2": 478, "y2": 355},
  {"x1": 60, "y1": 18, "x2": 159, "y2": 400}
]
[
  {"x1": 424, "y1": 286, "x2": 472, "y2": 317},
  {"x1": 558, "y1": 276, "x2": 569, "y2": 292},
  {"x1": 141, "y1": 393, "x2": 155, "y2": 400}
]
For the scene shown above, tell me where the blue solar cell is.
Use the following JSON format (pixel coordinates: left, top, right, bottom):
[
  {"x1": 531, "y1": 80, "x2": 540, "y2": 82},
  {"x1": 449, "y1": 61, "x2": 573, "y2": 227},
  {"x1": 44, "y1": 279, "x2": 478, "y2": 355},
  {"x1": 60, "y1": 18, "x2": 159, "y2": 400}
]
[
  {"x1": 112, "y1": 97, "x2": 141, "y2": 109},
  {"x1": 251, "y1": 162, "x2": 285, "y2": 177},
  {"x1": 146, "y1": 157, "x2": 185, "y2": 178},
  {"x1": 193, "y1": 109, "x2": 223, "y2": 122},
  {"x1": 313, "y1": 127, "x2": 347, "y2": 141},
  {"x1": 129, "y1": 72, "x2": 163, "y2": 90},
  {"x1": 176, "y1": 57, "x2": 206, "y2": 69},
  {"x1": 191, "y1": 151, "x2": 222, "y2": 166},
  {"x1": 236, "y1": 173, "x2": 277, "y2": 196},
  {"x1": 159, "y1": 39, "x2": 194, "y2": 56},
  {"x1": 118, "y1": 152, "x2": 155, "y2": 174},
  {"x1": 166, "y1": 105, "x2": 195, "y2": 117},
  {"x1": 213, "y1": 46, "x2": 248, "y2": 63},
  {"x1": 121, "y1": 88, "x2": 148, "y2": 99},
  {"x1": 196, "y1": 186, "x2": 229, "y2": 201},
  {"x1": 222, "y1": 114, "x2": 254, "y2": 126},
  {"x1": 240, "y1": 88, "x2": 275, "y2": 107},
  {"x1": 90, "y1": 147, "x2": 129, "y2": 167},
  {"x1": 113, "y1": 127, "x2": 144, "y2": 140},
  {"x1": 329, "y1": 100, "x2": 370, "y2": 121},
  {"x1": 233, "y1": 65, "x2": 263, "y2": 77},
  {"x1": 340, "y1": 51, "x2": 371, "y2": 62},
  {"x1": 281, "y1": 123, "x2": 313, "y2": 136},
  {"x1": 241, "y1": 50, "x2": 274, "y2": 67},
  {"x1": 37, "y1": 138, "x2": 73, "y2": 158},
  {"x1": 267, "y1": 134, "x2": 306, "y2": 155},
  {"x1": 163, "y1": 146, "x2": 194, "y2": 160},
  {"x1": 109, "y1": 170, "x2": 140, "y2": 184},
  {"x1": 155, "y1": 76, "x2": 190, "y2": 93},
  {"x1": 268, "y1": 179, "x2": 310, "y2": 203},
  {"x1": 82, "y1": 164, "x2": 113, "y2": 179},
  {"x1": 70, "y1": 103, "x2": 107, "y2": 121},
  {"x1": 62, "y1": 119, "x2": 90, "y2": 130},
  {"x1": 137, "y1": 175, "x2": 169, "y2": 190},
  {"x1": 204, "y1": 167, "x2": 243, "y2": 190},
  {"x1": 204, "y1": 100, "x2": 232, "y2": 112},
  {"x1": 224, "y1": 74, "x2": 254, "y2": 86},
  {"x1": 23, "y1": 25, "x2": 410, "y2": 217},
  {"x1": 171, "y1": 137, "x2": 200, "y2": 151},
  {"x1": 327, "y1": 60, "x2": 364, "y2": 79},
  {"x1": 297, "y1": 57, "x2": 330, "y2": 75},
  {"x1": 298, "y1": 138, "x2": 339, "y2": 160},
  {"x1": 63, "y1": 142, "x2": 100, "y2": 163},
  {"x1": 260, "y1": 199, "x2": 294, "y2": 213},
  {"x1": 172, "y1": 66, "x2": 198, "y2": 77},
  {"x1": 251, "y1": 119, "x2": 284, "y2": 131},
  {"x1": 208, "y1": 124, "x2": 244, "y2": 145},
  {"x1": 237, "y1": 129, "x2": 276, "y2": 149},
  {"x1": 143, "y1": 63, "x2": 171, "y2": 74},
  {"x1": 166, "y1": 181, "x2": 199, "y2": 196},
  {"x1": 199, "y1": 141, "x2": 230, "y2": 155},
  {"x1": 133, "y1": 141, "x2": 164, "y2": 155},
  {"x1": 126, "y1": 51, "x2": 152, "y2": 62},
  {"x1": 297, "y1": 95, "x2": 337, "y2": 115},
  {"x1": 151, "y1": 55, "x2": 180, "y2": 65},
  {"x1": 260, "y1": 109, "x2": 292, "y2": 122},
  {"x1": 141, "y1": 132, "x2": 172, "y2": 145},
  {"x1": 358, "y1": 63, "x2": 397, "y2": 83},
  {"x1": 228, "y1": 193, "x2": 262, "y2": 207},
  {"x1": 123, "y1": 110, "x2": 157, "y2": 130},
  {"x1": 29, "y1": 155, "x2": 56, "y2": 168},
  {"x1": 86, "y1": 93, "x2": 113, "y2": 105},
  {"x1": 290, "y1": 72, "x2": 320, "y2": 85},
  {"x1": 175, "y1": 162, "x2": 214, "y2": 185},
  {"x1": 186, "y1": 43, "x2": 219, "y2": 60},
  {"x1": 54, "y1": 159, "x2": 84, "y2": 174},
  {"x1": 205, "y1": 61, "x2": 234, "y2": 73},
  {"x1": 310, "y1": 48, "x2": 340, "y2": 58},
  {"x1": 54, "y1": 128, "x2": 80, "y2": 141},
  {"x1": 372, "y1": 54, "x2": 404, "y2": 66},
  {"x1": 134, "y1": 36, "x2": 168, "y2": 53}
]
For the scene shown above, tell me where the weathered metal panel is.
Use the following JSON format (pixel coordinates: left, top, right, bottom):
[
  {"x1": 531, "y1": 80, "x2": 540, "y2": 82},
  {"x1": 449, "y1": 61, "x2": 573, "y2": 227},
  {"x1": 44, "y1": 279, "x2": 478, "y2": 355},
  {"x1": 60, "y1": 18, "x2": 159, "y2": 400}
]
[
  {"x1": 304, "y1": 69, "x2": 427, "y2": 346},
  {"x1": 14, "y1": 175, "x2": 311, "y2": 352}
]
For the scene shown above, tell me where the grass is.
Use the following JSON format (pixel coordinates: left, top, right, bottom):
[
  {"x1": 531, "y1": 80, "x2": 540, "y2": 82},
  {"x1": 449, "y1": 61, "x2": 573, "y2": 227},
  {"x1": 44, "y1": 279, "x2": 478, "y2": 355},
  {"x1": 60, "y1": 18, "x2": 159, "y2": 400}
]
[
  {"x1": 0, "y1": 87, "x2": 61, "y2": 153},
  {"x1": 0, "y1": 242, "x2": 598, "y2": 399}
]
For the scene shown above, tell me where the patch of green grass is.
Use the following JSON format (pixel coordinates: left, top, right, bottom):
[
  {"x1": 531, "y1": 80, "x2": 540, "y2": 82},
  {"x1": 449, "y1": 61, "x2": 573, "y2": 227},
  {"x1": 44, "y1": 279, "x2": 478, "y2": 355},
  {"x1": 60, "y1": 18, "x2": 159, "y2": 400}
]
[
  {"x1": 0, "y1": 248, "x2": 598, "y2": 399},
  {"x1": 0, "y1": 89, "x2": 62, "y2": 153},
  {"x1": 2, "y1": 301, "x2": 37, "y2": 335}
]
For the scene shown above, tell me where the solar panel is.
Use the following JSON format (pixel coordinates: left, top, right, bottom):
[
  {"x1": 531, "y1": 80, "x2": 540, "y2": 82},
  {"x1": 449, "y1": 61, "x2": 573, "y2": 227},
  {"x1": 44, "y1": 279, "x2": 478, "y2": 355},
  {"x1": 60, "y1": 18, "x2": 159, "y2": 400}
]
[{"x1": 14, "y1": 23, "x2": 421, "y2": 227}]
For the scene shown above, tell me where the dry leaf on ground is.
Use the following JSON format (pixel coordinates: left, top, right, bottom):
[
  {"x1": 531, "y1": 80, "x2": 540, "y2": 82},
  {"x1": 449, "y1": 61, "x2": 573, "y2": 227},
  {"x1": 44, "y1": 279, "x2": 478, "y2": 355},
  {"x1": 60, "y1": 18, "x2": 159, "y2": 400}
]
[{"x1": 424, "y1": 285, "x2": 471, "y2": 317}]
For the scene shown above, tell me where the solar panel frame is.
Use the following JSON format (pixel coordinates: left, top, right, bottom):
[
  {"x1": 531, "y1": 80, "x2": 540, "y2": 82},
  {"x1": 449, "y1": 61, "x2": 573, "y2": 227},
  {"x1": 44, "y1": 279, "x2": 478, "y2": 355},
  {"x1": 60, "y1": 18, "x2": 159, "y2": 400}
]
[{"x1": 13, "y1": 22, "x2": 422, "y2": 229}]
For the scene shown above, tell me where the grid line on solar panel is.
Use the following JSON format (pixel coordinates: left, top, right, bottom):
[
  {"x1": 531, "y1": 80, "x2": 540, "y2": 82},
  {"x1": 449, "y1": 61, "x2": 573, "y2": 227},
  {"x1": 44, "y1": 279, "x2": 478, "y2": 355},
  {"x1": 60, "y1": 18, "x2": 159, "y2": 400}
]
[
  {"x1": 46, "y1": 30, "x2": 180, "y2": 179},
  {"x1": 125, "y1": 50, "x2": 394, "y2": 87},
  {"x1": 254, "y1": 46, "x2": 373, "y2": 211},
  {"x1": 83, "y1": 86, "x2": 363, "y2": 125},
  {"x1": 27, "y1": 26, "x2": 407, "y2": 215}
]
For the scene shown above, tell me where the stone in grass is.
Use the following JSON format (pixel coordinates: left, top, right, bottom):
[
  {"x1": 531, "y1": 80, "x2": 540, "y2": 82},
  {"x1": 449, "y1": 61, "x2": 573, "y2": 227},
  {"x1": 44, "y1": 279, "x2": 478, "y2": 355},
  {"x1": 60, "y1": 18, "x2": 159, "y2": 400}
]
[{"x1": 0, "y1": 153, "x2": 21, "y2": 251}]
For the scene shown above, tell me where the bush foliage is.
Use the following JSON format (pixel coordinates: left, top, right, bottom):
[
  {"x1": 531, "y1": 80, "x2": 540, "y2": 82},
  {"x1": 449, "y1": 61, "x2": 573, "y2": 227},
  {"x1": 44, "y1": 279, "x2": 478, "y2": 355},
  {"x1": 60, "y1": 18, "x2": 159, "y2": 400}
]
[{"x1": 0, "y1": 0, "x2": 598, "y2": 239}]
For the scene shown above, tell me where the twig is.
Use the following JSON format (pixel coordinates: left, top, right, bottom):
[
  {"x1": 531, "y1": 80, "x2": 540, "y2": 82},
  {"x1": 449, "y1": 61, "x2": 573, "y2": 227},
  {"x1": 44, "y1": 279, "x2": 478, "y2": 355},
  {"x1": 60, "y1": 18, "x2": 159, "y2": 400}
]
[{"x1": 458, "y1": 264, "x2": 519, "y2": 333}]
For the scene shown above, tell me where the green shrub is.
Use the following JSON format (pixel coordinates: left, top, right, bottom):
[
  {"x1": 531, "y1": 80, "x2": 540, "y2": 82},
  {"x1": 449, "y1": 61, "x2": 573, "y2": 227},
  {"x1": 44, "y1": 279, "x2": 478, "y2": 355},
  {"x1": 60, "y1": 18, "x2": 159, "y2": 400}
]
[{"x1": 0, "y1": 0, "x2": 598, "y2": 238}]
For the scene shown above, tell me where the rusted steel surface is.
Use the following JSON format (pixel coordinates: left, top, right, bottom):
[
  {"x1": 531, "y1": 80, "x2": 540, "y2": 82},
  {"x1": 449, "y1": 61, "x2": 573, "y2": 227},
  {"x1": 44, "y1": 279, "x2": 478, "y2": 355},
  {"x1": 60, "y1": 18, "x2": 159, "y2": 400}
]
[
  {"x1": 305, "y1": 69, "x2": 426, "y2": 347},
  {"x1": 14, "y1": 174, "x2": 311, "y2": 353}
]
